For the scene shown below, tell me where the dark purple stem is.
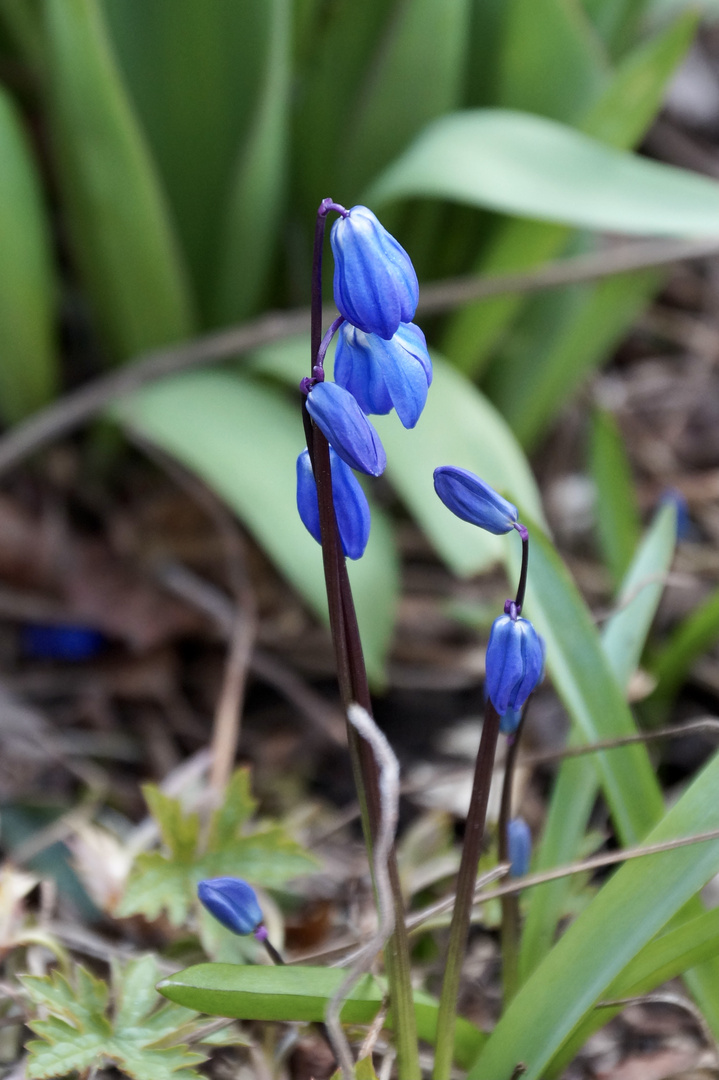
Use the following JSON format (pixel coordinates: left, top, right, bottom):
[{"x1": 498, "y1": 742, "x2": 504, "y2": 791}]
[
  {"x1": 513, "y1": 523, "x2": 529, "y2": 614},
  {"x1": 311, "y1": 199, "x2": 348, "y2": 368}
]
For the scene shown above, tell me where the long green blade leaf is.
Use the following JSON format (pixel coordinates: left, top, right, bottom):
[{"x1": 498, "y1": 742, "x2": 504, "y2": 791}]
[
  {"x1": 519, "y1": 504, "x2": 676, "y2": 979},
  {"x1": 589, "y1": 407, "x2": 643, "y2": 586},
  {"x1": 158, "y1": 964, "x2": 484, "y2": 1070},
  {"x1": 368, "y1": 109, "x2": 719, "y2": 235},
  {"x1": 45, "y1": 0, "x2": 195, "y2": 361},
  {"x1": 468, "y1": 752, "x2": 719, "y2": 1079},
  {"x1": 0, "y1": 86, "x2": 57, "y2": 422}
]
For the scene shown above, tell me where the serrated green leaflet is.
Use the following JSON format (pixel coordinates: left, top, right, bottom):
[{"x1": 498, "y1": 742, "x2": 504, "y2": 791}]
[
  {"x1": 117, "y1": 769, "x2": 315, "y2": 927},
  {"x1": 369, "y1": 109, "x2": 719, "y2": 235},
  {"x1": 23, "y1": 957, "x2": 209, "y2": 1080},
  {"x1": 468, "y1": 751, "x2": 719, "y2": 1079},
  {"x1": 158, "y1": 963, "x2": 485, "y2": 1070},
  {"x1": 114, "y1": 368, "x2": 398, "y2": 683}
]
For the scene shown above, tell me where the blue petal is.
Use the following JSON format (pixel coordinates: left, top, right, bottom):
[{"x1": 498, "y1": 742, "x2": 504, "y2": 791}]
[
  {"x1": 334, "y1": 324, "x2": 393, "y2": 415},
  {"x1": 198, "y1": 877, "x2": 263, "y2": 936},
  {"x1": 331, "y1": 205, "x2": 418, "y2": 340},
  {"x1": 374, "y1": 323, "x2": 431, "y2": 428},
  {"x1": 306, "y1": 381, "x2": 386, "y2": 476},
  {"x1": 499, "y1": 706, "x2": 522, "y2": 735},
  {"x1": 485, "y1": 615, "x2": 543, "y2": 715},
  {"x1": 296, "y1": 447, "x2": 371, "y2": 560},
  {"x1": 507, "y1": 818, "x2": 532, "y2": 878},
  {"x1": 434, "y1": 467, "x2": 518, "y2": 535}
]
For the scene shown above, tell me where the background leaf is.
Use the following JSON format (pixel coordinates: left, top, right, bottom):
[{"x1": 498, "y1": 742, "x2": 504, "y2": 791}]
[
  {"x1": 588, "y1": 407, "x2": 643, "y2": 586},
  {"x1": 0, "y1": 86, "x2": 57, "y2": 422},
  {"x1": 114, "y1": 369, "x2": 399, "y2": 684},
  {"x1": 368, "y1": 109, "x2": 719, "y2": 236},
  {"x1": 45, "y1": 0, "x2": 195, "y2": 361}
]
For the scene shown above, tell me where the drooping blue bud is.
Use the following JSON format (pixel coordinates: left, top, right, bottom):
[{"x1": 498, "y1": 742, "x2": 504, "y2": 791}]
[
  {"x1": 306, "y1": 380, "x2": 386, "y2": 476},
  {"x1": 507, "y1": 818, "x2": 532, "y2": 878},
  {"x1": 433, "y1": 467, "x2": 518, "y2": 535},
  {"x1": 296, "y1": 447, "x2": 371, "y2": 560},
  {"x1": 335, "y1": 321, "x2": 432, "y2": 429},
  {"x1": 197, "y1": 877, "x2": 263, "y2": 936},
  {"x1": 330, "y1": 206, "x2": 419, "y2": 340},
  {"x1": 485, "y1": 614, "x2": 544, "y2": 715}
]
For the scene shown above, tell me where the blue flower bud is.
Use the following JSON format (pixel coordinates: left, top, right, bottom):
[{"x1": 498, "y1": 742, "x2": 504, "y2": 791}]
[
  {"x1": 433, "y1": 467, "x2": 518, "y2": 535},
  {"x1": 197, "y1": 877, "x2": 263, "y2": 936},
  {"x1": 507, "y1": 818, "x2": 532, "y2": 878},
  {"x1": 296, "y1": 447, "x2": 371, "y2": 560},
  {"x1": 335, "y1": 321, "x2": 432, "y2": 429},
  {"x1": 306, "y1": 380, "x2": 386, "y2": 476},
  {"x1": 330, "y1": 206, "x2": 419, "y2": 340},
  {"x1": 485, "y1": 614, "x2": 544, "y2": 715}
]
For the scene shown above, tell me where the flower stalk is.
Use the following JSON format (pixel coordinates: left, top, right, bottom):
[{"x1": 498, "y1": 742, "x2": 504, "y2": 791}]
[{"x1": 304, "y1": 200, "x2": 420, "y2": 1078}]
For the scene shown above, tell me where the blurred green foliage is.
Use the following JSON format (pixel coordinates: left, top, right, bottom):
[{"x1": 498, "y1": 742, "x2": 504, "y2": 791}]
[{"x1": 1, "y1": 0, "x2": 717, "y2": 672}]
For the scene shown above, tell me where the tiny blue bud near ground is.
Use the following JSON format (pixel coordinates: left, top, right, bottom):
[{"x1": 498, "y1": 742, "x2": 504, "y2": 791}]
[
  {"x1": 305, "y1": 380, "x2": 387, "y2": 476},
  {"x1": 197, "y1": 877, "x2": 263, "y2": 936},
  {"x1": 485, "y1": 614, "x2": 544, "y2": 715},
  {"x1": 507, "y1": 818, "x2": 532, "y2": 878},
  {"x1": 433, "y1": 467, "x2": 519, "y2": 535},
  {"x1": 335, "y1": 321, "x2": 432, "y2": 429},
  {"x1": 296, "y1": 446, "x2": 371, "y2": 559},
  {"x1": 330, "y1": 205, "x2": 419, "y2": 340}
]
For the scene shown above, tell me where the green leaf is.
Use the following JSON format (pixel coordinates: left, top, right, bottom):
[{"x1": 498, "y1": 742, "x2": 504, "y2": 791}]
[
  {"x1": 468, "y1": 751, "x2": 719, "y2": 1080},
  {"x1": 335, "y1": 0, "x2": 471, "y2": 199},
  {"x1": 114, "y1": 367, "x2": 399, "y2": 683},
  {"x1": 648, "y1": 587, "x2": 719, "y2": 706},
  {"x1": 580, "y1": 10, "x2": 698, "y2": 146},
  {"x1": 442, "y1": 12, "x2": 696, "y2": 377},
  {"x1": 159, "y1": 963, "x2": 485, "y2": 1070},
  {"x1": 496, "y1": 0, "x2": 608, "y2": 122},
  {"x1": 486, "y1": 266, "x2": 662, "y2": 448},
  {"x1": 589, "y1": 407, "x2": 643, "y2": 585},
  {"x1": 102, "y1": 0, "x2": 274, "y2": 321},
  {"x1": 0, "y1": 86, "x2": 58, "y2": 422},
  {"x1": 44, "y1": 0, "x2": 195, "y2": 362},
  {"x1": 211, "y1": 0, "x2": 290, "y2": 324},
  {"x1": 117, "y1": 767, "x2": 315, "y2": 927},
  {"x1": 368, "y1": 109, "x2": 719, "y2": 236},
  {"x1": 520, "y1": 505, "x2": 676, "y2": 979},
  {"x1": 373, "y1": 355, "x2": 545, "y2": 578},
  {"x1": 23, "y1": 957, "x2": 207, "y2": 1080},
  {"x1": 549, "y1": 908, "x2": 719, "y2": 1075}
]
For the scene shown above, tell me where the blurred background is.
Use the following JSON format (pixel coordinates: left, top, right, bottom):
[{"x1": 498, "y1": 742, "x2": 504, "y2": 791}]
[{"x1": 1, "y1": 2, "x2": 719, "y2": 1077}]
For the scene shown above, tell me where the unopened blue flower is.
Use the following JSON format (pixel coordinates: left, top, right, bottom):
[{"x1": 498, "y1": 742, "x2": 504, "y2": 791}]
[
  {"x1": 331, "y1": 205, "x2": 419, "y2": 340},
  {"x1": 434, "y1": 467, "x2": 518, "y2": 535},
  {"x1": 485, "y1": 614, "x2": 544, "y2": 715},
  {"x1": 305, "y1": 380, "x2": 386, "y2": 476},
  {"x1": 296, "y1": 447, "x2": 370, "y2": 560},
  {"x1": 335, "y1": 322, "x2": 432, "y2": 429},
  {"x1": 197, "y1": 878, "x2": 263, "y2": 936},
  {"x1": 507, "y1": 818, "x2": 532, "y2": 878}
]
